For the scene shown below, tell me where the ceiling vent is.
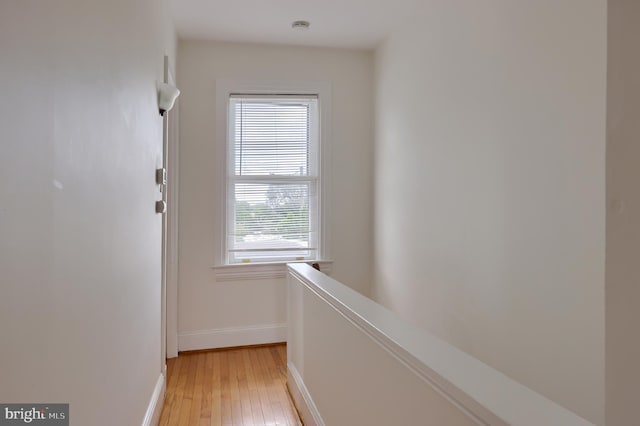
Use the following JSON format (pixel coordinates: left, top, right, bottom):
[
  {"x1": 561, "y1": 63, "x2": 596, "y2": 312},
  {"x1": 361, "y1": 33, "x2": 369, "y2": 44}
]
[{"x1": 291, "y1": 20, "x2": 310, "y2": 30}]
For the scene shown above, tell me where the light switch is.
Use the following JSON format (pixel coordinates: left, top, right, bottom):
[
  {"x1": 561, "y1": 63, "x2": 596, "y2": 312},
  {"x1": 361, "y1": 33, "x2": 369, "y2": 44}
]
[{"x1": 156, "y1": 168, "x2": 167, "y2": 186}]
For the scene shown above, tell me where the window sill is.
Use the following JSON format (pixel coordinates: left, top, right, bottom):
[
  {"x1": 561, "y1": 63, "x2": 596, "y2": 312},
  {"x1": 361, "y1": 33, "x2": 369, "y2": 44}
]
[{"x1": 212, "y1": 260, "x2": 333, "y2": 282}]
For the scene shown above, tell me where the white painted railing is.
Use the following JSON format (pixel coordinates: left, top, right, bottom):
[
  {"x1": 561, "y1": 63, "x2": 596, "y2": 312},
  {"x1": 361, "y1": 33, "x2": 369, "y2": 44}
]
[{"x1": 286, "y1": 263, "x2": 595, "y2": 426}]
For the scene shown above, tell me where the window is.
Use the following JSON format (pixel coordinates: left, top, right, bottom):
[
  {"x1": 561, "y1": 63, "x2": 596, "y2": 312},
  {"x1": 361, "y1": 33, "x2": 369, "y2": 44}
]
[{"x1": 226, "y1": 94, "x2": 320, "y2": 264}]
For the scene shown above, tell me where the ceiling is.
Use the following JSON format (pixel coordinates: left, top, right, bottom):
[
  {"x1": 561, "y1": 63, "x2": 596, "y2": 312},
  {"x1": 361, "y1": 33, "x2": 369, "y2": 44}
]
[{"x1": 167, "y1": 0, "x2": 416, "y2": 49}]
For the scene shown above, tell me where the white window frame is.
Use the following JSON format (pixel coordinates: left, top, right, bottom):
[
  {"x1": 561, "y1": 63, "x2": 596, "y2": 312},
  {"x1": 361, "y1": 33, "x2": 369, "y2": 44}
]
[
  {"x1": 227, "y1": 95, "x2": 319, "y2": 264},
  {"x1": 213, "y1": 80, "x2": 332, "y2": 268}
]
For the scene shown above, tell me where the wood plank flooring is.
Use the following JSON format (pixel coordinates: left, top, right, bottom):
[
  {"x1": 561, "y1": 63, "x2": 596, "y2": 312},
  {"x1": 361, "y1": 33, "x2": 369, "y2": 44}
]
[{"x1": 159, "y1": 344, "x2": 302, "y2": 426}]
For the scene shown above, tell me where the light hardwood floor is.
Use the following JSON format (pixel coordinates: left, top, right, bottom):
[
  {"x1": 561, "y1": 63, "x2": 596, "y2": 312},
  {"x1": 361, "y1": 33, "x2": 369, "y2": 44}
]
[{"x1": 159, "y1": 343, "x2": 302, "y2": 426}]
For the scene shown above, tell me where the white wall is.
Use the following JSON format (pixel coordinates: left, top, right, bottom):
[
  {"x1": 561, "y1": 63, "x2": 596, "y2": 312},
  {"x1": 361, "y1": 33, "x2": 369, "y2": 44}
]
[
  {"x1": 177, "y1": 41, "x2": 373, "y2": 350},
  {"x1": 288, "y1": 263, "x2": 597, "y2": 426},
  {"x1": 372, "y1": 1, "x2": 606, "y2": 424},
  {"x1": 606, "y1": 1, "x2": 640, "y2": 424},
  {"x1": 0, "y1": 1, "x2": 175, "y2": 424},
  {"x1": 288, "y1": 265, "x2": 477, "y2": 426}
]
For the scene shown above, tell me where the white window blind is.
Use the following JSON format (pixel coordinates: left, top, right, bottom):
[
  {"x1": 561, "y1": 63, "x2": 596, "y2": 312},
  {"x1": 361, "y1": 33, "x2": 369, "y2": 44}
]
[{"x1": 227, "y1": 95, "x2": 319, "y2": 264}]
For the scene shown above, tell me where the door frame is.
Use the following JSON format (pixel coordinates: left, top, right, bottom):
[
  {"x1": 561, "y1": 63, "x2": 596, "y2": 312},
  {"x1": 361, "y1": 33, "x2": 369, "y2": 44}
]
[{"x1": 162, "y1": 55, "x2": 179, "y2": 361}]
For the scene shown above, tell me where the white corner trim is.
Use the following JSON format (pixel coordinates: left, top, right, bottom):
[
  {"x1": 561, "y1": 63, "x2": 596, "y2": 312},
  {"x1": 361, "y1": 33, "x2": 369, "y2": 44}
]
[
  {"x1": 213, "y1": 261, "x2": 332, "y2": 282},
  {"x1": 141, "y1": 373, "x2": 165, "y2": 426},
  {"x1": 178, "y1": 323, "x2": 287, "y2": 351},
  {"x1": 287, "y1": 362, "x2": 325, "y2": 426},
  {"x1": 287, "y1": 363, "x2": 324, "y2": 426}
]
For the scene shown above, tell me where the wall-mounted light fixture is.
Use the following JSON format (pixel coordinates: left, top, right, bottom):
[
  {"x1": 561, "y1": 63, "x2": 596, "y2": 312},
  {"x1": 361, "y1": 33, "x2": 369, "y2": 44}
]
[{"x1": 158, "y1": 82, "x2": 180, "y2": 116}]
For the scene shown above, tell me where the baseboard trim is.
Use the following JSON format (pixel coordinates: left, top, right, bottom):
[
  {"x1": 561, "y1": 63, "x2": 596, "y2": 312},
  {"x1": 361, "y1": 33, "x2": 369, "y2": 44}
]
[
  {"x1": 142, "y1": 373, "x2": 165, "y2": 426},
  {"x1": 178, "y1": 323, "x2": 287, "y2": 351},
  {"x1": 287, "y1": 362, "x2": 324, "y2": 426}
]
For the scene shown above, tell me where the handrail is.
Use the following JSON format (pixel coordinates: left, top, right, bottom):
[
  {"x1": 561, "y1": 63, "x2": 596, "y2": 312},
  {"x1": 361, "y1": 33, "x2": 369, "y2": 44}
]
[{"x1": 287, "y1": 263, "x2": 594, "y2": 426}]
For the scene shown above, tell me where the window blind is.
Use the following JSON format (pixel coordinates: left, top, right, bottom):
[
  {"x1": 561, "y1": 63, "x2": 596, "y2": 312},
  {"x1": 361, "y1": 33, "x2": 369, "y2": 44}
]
[{"x1": 227, "y1": 95, "x2": 319, "y2": 263}]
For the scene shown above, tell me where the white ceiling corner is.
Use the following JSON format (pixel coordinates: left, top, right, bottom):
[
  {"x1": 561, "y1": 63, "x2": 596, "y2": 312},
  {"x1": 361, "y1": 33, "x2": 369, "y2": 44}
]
[{"x1": 168, "y1": 0, "x2": 416, "y2": 49}]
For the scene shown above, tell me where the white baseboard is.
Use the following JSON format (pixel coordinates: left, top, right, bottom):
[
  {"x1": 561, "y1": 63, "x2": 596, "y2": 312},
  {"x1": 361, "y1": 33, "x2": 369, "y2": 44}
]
[
  {"x1": 178, "y1": 323, "x2": 287, "y2": 351},
  {"x1": 287, "y1": 362, "x2": 324, "y2": 426},
  {"x1": 142, "y1": 373, "x2": 165, "y2": 426}
]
